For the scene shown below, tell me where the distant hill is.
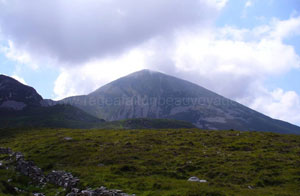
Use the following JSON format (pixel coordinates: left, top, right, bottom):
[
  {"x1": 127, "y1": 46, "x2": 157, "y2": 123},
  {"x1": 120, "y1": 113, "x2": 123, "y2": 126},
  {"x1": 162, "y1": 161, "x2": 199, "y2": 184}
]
[
  {"x1": 61, "y1": 70, "x2": 300, "y2": 134},
  {"x1": 0, "y1": 75, "x2": 104, "y2": 129}
]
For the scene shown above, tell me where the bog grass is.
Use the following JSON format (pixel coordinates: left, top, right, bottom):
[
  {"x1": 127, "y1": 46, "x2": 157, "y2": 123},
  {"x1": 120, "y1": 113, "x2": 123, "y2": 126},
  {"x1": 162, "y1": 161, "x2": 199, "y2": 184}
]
[{"x1": 0, "y1": 128, "x2": 300, "y2": 196}]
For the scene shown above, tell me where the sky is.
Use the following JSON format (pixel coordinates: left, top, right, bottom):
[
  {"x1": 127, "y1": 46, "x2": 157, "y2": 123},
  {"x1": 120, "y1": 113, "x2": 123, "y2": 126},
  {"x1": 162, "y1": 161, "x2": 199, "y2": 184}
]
[{"x1": 0, "y1": 0, "x2": 300, "y2": 125}]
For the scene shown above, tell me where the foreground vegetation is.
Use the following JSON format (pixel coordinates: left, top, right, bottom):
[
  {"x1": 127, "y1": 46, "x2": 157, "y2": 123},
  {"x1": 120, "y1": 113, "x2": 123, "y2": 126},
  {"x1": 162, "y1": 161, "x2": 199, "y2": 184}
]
[{"x1": 0, "y1": 128, "x2": 300, "y2": 196}]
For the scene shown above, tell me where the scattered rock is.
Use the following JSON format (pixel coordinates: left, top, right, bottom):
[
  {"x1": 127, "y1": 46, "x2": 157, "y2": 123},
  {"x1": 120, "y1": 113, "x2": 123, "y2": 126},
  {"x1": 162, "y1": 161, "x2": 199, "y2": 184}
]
[
  {"x1": 188, "y1": 177, "x2": 207, "y2": 183},
  {"x1": 13, "y1": 152, "x2": 25, "y2": 161},
  {"x1": 97, "y1": 163, "x2": 105, "y2": 167},
  {"x1": 188, "y1": 176, "x2": 199, "y2": 182},
  {"x1": 66, "y1": 186, "x2": 135, "y2": 196},
  {"x1": 1, "y1": 147, "x2": 133, "y2": 196},
  {"x1": 64, "y1": 137, "x2": 73, "y2": 141},
  {"x1": 248, "y1": 185, "x2": 253, "y2": 189},
  {"x1": 14, "y1": 187, "x2": 25, "y2": 193},
  {"x1": 33, "y1": 193, "x2": 46, "y2": 196},
  {"x1": 0, "y1": 147, "x2": 13, "y2": 154},
  {"x1": 15, "y1": 156, "x2": 46, "y2": 184},
  {"x1": 47, "y1": 170, "x2": 80, "y2": 189}
]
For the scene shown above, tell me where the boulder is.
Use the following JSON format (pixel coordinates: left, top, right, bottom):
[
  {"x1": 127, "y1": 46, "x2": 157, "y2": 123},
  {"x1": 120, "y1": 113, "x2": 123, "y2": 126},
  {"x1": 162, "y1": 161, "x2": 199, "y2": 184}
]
[
  {"x1": 188, "y1": 177, "x2": 207, "y2": 183},
  {"x1": 33, "y1": 193, "x2": 46, "y2": 196}
]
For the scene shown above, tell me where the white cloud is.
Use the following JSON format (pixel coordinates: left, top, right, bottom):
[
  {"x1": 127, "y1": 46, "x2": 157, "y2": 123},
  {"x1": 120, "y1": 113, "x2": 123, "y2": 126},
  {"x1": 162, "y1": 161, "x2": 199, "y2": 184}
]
[
  {"x1": 169, "y1": 17, "x2": 300, "y2": 98},
  {"x1": 250, "y1": 88, "x2": 300, "y2": 124},
  {"x1": 11, "y1": 74, "x2": 27, "y2": 85},
  {"x1": 245, "y1": 0, "x2": 253, "y2": 8},
  {"x1": 54, "y1": 47, "x2": 148, "y2": 99},
  {"x1": 0, "y1": 40, "x2": 39, "y2": 70},
  {"x1": 207, "y1": 0, "x2": 228, "y2": 10},
  {"x1": 0, "y1": 0, "x2": 225, "y2": 64},
  {"x1": 270, "y1": 16, "x2": 300, "y2": 39}
]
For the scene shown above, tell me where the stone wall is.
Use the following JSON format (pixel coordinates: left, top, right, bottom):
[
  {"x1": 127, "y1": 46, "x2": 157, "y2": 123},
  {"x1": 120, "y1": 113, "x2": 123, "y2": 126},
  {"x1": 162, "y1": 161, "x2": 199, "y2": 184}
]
[
  {"x1": 47, "y1": 170, "x2": 79, "y2": 189},
  {"x1": 67, "y1": 186, "x2": 135, "y2": 196},
  {"x1": 0, "y1": 147, "x2": 135, "y2": 196}
]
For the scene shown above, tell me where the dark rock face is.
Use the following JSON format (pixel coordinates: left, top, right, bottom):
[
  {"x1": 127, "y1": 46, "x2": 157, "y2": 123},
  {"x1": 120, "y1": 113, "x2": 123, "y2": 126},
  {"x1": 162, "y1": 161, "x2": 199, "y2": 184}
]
[
  {"x1": 66, "y1": 186, "x2": 135, "y2": 196},
  {"x1": 0, "y1": 75, "x2": 43, "y2": 109},
  {"x1": 47, "y1": 170, "x2": 80, "y2": 189}
]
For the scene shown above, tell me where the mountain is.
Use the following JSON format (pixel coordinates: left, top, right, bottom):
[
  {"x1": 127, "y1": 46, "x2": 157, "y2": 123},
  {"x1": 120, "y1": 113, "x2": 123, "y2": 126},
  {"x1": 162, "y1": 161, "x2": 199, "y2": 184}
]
[
  {"x1": 0, "y1": 74, "x2": 103, "y2": 129},
  {"x1": 61, "y1": 70, "x2": 300, "y2": 134},
  {"x1": 0, "y1": 75, "x2": 43, "y2": 110},
  {"x1": 0, "y1": 74, "x2": 195, "y2": 130}
]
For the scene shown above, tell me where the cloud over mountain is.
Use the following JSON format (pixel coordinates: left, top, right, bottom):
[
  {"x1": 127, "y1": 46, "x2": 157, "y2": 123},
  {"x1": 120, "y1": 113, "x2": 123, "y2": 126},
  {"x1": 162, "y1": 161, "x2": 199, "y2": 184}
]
[{"x1": 1, "y1": 0, "x2": 300, "y2": 126}]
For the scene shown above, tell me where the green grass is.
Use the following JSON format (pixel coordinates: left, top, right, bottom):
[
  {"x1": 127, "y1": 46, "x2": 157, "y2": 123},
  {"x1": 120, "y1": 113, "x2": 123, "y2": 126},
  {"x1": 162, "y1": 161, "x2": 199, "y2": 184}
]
[{"x1": 0, "y1": 128, "x2": 300, "y2": 196}]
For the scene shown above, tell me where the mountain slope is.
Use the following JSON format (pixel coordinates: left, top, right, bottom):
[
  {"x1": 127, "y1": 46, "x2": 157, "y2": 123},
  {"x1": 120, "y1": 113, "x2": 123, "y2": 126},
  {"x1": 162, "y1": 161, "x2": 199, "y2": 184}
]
[{"x1": 61, "y1": 70, "x2": 300, "y2": 134}]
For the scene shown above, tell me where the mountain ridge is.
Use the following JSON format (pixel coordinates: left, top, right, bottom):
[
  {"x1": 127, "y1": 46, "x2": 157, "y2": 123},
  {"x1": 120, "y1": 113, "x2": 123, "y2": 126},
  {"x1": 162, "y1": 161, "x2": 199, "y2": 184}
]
[{"x1": 2, "y1": 71, "x2": 300, "y2": 134}]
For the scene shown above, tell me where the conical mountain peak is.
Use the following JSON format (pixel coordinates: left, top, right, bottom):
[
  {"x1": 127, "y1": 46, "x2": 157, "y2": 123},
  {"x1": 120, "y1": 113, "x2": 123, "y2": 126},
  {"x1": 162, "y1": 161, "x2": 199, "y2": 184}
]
[{"x1": 60, "y1": 70, "x2": 300, "y2": 134}]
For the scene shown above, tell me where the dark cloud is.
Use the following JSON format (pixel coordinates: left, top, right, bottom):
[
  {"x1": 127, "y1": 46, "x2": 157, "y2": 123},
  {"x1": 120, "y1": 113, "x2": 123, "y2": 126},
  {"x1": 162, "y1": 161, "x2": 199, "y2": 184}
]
[{"x1": 0, "y1": 0, "x2": 219, "y2": 64}]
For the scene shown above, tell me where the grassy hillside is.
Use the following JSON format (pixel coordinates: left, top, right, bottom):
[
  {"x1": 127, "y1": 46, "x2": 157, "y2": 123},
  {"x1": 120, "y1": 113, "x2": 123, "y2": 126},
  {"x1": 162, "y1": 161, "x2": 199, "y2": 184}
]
[
  {"x1": 0, "y1": 128, "x2": 300, "y2": 196},
  {"x1": 0, "y1": 104, "x2": 104, "y2": 129},
  {"x1": 101, "y1": 118, "x2": 196, "y2": 129}
]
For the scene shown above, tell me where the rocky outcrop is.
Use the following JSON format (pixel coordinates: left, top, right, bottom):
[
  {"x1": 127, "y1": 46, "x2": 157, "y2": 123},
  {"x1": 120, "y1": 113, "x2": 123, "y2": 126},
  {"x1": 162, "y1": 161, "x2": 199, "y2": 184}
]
[
  {"x1": 47, "y1": 170, "x2": 79, "y2": 189},
  {"x1": 67, "y1": 187, "x2": 135, "y2": 196},
  {"x1": 0, "y1": 147, "x2": 135, "y2": 196},
  {"x1": 0, "y1": 74, "x2": 43, "y2": 108}
]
